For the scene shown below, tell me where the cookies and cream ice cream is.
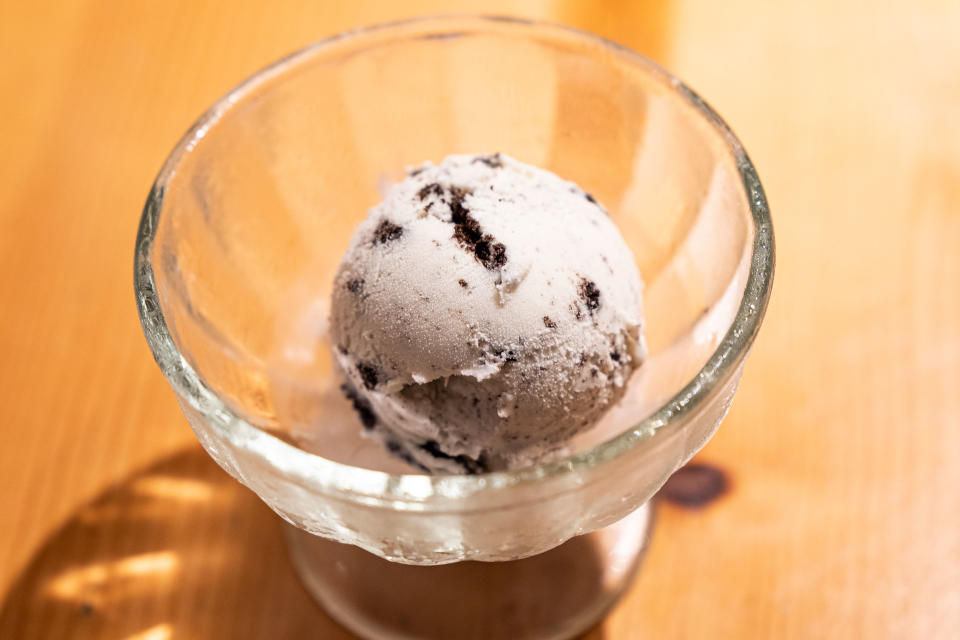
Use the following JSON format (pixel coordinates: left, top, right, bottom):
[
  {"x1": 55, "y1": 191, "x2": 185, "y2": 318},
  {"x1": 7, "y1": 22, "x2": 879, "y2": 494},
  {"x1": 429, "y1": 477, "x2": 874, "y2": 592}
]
[{"x1": 330, "y1": 153, "x2": 645, "y2": 473}]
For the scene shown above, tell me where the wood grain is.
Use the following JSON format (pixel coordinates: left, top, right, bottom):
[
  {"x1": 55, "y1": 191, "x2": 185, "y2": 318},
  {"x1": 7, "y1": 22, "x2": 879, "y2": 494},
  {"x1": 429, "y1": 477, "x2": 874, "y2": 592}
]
[{"x1": 1, "y1": 0, "x2": 958, "y2": 638}]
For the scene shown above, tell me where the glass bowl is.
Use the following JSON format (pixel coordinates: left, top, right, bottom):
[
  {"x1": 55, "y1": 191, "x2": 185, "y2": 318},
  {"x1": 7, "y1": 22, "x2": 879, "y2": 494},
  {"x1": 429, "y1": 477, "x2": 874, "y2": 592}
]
[{"x1": 135, "y1": 15, "x2": 773, "y2": 639}]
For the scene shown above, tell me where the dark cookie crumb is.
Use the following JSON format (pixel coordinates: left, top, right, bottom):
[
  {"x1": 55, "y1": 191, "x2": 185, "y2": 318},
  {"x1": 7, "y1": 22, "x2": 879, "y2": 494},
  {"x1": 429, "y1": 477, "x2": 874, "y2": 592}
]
[
  {"x1": 458, "y1": 279, "x2": 468, "y2": 288},
  {"x1": 449, "y1": 185, "x2": 471, "y2": 208},
  {"x1": 423, "y1": 201, "x2": 434, "y2": 215},
  {"x1": 374, "y1": 219, "x2": 403, "y2": 244},
  {"x1": 578, "y1": 278, "x2": 601, "y2": 313},
  {"x1": 578, "y1": 352, "x2": 588, "y2": 367},
  {"x1": 418, "y1": 439, "x2": 487, "y2": 474},
  {"x1": 340, "y1": 384, "x2": 377, "y2": 431},
  {"x1": 386, "y1": 439, "x2": 431, "y2": 473},
  {"x1": 408, "y1": 166, "x2": 425, "y2": 177},
  {"x1": 504, "y1": 349, "x2": 518, "y2": 362},
  {"x1": 356, "y1": 362, "x2": 379, "y2": 390},
  {"x1": 570, "y1": 302, "x2": 584, "y2": 321},
  {"x1": 583, "y1": 191, "x2": 608, "y2": 215},
  {"x1": 417, "y1": 182, "x2": 444, "y2": 200},
  {"x1": 543, "y1": 316, "x2": 557, "y2": 329},
  {"x1": 474, "y1": 239, "x2": 507, "y2": 269},
  {"x1": 610, "y1": 350, "x2": 621, "y2": 362},
  {"x1": 345, "y1": 278, "x2": 364, "y2": 293},
  {"x1": 449, "y1": 185, "x2": 508, "y2": 269},
  {"x1": 472, "y1": 153, "x2": 504, "y2": 168}
]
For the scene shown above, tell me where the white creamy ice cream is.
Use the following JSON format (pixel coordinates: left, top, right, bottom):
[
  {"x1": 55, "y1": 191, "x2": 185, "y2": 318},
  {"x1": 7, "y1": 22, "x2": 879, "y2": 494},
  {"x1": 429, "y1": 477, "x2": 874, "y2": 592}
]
[{"x1": 330, "y1": 153, "x2": 645, "y2": 473}]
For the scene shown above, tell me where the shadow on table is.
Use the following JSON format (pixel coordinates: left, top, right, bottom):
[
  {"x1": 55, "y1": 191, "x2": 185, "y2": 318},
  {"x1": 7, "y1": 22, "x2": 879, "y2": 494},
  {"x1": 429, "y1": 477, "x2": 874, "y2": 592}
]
[
  {"x1": 0, "y1": 446, "x2": 608, "y2": 639},
  {"x1": 0, "y1": 446, "x2": 349, "y2": 639}
]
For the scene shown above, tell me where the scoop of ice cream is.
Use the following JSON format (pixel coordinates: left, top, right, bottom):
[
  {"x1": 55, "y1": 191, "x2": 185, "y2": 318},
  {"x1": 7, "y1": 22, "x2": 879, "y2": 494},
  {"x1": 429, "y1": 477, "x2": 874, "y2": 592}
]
[{"x1": 330, "y1": 153, "x2": 645, "y2": 473}]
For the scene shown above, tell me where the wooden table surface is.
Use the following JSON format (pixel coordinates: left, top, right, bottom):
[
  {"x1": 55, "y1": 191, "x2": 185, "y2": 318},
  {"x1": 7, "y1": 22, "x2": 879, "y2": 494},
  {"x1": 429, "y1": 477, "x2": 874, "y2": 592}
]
[{"x1": 2, "y1": 1, "x2": 958, "y2": 638}]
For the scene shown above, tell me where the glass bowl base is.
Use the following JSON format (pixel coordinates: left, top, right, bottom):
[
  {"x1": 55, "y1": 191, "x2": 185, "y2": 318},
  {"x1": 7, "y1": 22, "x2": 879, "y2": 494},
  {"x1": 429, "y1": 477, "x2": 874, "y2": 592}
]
[{"x1": 284, "y1": 503, "x2": 653, "y2": 640}]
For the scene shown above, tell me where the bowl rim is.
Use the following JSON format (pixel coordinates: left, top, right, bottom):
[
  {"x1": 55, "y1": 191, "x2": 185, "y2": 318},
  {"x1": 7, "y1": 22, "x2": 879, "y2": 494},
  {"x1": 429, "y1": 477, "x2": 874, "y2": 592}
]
[{"x1": 134, "y1": 14, "x2": 774, "y2": 505}]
